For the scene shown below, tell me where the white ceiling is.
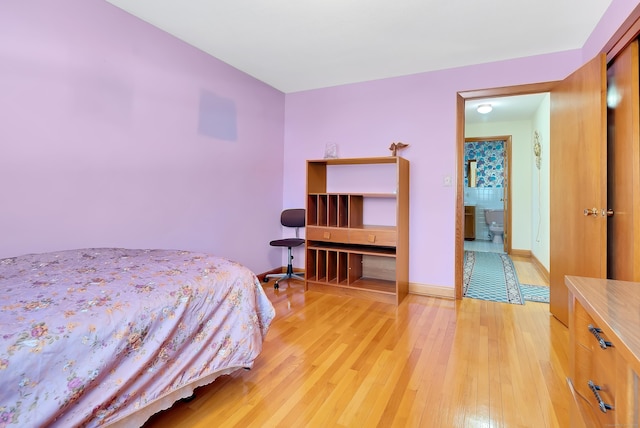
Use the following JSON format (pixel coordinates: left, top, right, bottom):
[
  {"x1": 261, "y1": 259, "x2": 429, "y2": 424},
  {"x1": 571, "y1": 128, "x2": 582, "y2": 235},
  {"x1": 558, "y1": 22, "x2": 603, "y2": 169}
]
[
  {"x1": 465, "y1": 93, "x2": 548, "y2": 124},
  {"x1": 105, "y1": 0, "x2": 611, "y2": 94},
  {"x1": 104, "y1": 0, "x2": 609, "y2": 123}
]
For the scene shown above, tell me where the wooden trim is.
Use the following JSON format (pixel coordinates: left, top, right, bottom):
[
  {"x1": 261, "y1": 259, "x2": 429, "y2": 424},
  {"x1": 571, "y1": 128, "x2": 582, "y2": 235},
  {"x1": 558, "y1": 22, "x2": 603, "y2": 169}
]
[
  {"x1": 455, "y1": 93, "x2": 465, "y2": 300},
  {"x1": 409, "y1": 282, "x2": 456, "y2": 299},
  {"x1": 510, "y1": 249, "x2": 531, "y2": 257},
  {"x1": 464, "y1": 136, "x2": 512, "y2": 142},
  {"x1": 459, "y1": 82, "x2": 559, "y2": 100},
  {"x1": 531, "y1": 253, "x2": 550, "y2": 284},
  {"x1": 505, "y1": 137, "x2": 513, "y2": 255},
  {"x1": 604, "y1": 2, "x2": 640, "y2": 62}
]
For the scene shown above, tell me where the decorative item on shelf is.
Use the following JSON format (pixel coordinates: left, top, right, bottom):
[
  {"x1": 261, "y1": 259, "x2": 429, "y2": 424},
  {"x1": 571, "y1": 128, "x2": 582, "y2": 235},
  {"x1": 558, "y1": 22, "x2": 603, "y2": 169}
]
[
  {"x1": 324, "y1": 142, "x2": 338, "y2": 159},
  {"x1": 388, "y1": 141, "x2": 409, "y2": 156}
]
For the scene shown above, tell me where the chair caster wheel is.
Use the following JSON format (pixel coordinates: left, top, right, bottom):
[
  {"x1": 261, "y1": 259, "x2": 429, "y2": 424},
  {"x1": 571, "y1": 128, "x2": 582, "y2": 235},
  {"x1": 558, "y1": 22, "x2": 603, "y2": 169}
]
[
  {"x1": 274, "y1": 283, "x2": 279, "y2": 289},
  {"x1": 263, "y1": 276, "x2": 269, "y2": 283}
]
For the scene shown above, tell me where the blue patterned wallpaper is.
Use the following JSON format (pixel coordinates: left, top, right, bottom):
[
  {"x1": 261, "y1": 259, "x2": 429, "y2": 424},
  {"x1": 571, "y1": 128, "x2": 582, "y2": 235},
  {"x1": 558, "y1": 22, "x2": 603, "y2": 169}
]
[{"x1": 464, "y1": 140, "x2": 505, "y2": 188}]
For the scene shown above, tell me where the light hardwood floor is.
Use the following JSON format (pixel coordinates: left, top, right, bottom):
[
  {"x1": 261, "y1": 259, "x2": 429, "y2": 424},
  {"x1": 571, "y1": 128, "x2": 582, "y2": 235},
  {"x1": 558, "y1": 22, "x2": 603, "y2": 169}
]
[
  {"x1": 145, "y1": 260, "x2": 568, "y2": 428},
  {"x1": 511, "y1": 254, "x2": 549, "y2": 287}
]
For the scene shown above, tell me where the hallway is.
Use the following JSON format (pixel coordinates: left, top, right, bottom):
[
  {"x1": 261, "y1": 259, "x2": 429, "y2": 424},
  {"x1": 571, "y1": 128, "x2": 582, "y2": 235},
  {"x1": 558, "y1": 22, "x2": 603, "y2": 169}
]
[{"x1": 464, "y1": 240, "x2": 549, "y2": 288}]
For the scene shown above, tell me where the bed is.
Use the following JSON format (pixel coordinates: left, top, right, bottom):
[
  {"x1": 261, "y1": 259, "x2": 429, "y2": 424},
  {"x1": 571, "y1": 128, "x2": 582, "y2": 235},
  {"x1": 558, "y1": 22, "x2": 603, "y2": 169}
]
[{"x1": 0, "y1": 248, "x2": 275, "y2": 427}]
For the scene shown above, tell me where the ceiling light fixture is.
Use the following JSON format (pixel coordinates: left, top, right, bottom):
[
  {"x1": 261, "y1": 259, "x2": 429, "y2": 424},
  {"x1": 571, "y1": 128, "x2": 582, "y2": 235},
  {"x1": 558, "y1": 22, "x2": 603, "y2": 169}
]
[{"x1": 477, "y1": 104, "x2": 493, "y2": 114}]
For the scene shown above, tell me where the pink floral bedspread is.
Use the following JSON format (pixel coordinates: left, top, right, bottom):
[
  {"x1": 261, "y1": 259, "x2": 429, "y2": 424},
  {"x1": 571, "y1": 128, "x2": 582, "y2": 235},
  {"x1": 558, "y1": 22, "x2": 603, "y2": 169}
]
[{"x1": 0, "y1": 248, "x2": 275, "y2": 427}]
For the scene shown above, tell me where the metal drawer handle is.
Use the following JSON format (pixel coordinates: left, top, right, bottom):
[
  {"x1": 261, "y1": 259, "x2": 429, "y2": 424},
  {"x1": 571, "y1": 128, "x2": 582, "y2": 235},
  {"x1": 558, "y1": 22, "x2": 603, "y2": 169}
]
[
  {"x1": 588, "y1": 380, "x2": 614, "y2": 413},
  {"x1": 588, "y1": 324, "x2": 613, "y2": 349}
]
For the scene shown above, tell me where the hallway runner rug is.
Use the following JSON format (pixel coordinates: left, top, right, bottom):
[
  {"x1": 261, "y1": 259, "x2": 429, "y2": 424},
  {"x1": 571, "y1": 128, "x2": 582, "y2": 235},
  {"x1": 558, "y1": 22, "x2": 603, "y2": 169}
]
[
  {"x1": 520, "y1": 284, "x2": 550, "y2": 303},
  {"x1": 463, "y1": 251, "x2": 524, "y2": 305}
]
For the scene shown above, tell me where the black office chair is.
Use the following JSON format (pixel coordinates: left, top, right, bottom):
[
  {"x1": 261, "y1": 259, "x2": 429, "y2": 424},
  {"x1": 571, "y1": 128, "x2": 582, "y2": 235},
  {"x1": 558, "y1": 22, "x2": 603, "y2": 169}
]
[{"x1": 264, "y1": 208, "x2": 305, "y2": 289}]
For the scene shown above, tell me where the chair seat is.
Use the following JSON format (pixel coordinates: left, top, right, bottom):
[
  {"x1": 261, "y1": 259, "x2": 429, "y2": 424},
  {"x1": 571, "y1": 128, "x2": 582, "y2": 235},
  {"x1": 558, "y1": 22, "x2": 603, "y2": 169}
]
[
  {"x1": 266, "y1": 209, "x2": 306, "y2": 290},
  {"x1": 269, "y1": 238, "x2": 305, "y2": 248}
]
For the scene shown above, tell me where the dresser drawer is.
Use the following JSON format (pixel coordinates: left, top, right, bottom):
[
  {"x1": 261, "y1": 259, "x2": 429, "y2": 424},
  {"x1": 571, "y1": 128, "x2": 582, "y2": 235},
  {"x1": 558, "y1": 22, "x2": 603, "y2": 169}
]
[
  {"x1": 566, "y1": 276, "x2": 640, "y2": 428},
  {"x1": 574, "y1": 302, "x2": 597, "y2": 348},
  {"x1": 349, "y1": 229, "x2": 396, "y2": 246},
  {"x1": 591, "y1": 323, "x2": 617, "y2": 427},
  {"x1": 307, "y1": 227, "x2": 350, "y2": 244},
  {"x1": 573, "y1": 299, "x2": 618, "y2": 426},
  {"x1": 590, "y1": 352, "x2": 617, "y2": 427}
]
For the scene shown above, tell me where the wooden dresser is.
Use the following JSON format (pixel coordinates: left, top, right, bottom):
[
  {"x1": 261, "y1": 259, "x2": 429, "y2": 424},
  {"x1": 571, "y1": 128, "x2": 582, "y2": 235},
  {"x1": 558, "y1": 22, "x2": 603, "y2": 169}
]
[{"x1": 565, "y1": 275, "x2": 640, "y2": 427}]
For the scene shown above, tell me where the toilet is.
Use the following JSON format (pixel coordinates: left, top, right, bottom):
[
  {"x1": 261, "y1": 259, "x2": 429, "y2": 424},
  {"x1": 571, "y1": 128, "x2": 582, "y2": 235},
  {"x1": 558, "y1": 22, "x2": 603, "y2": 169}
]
[{"x1": 484, "y1": 209, "x2": 504, "y2": 244}]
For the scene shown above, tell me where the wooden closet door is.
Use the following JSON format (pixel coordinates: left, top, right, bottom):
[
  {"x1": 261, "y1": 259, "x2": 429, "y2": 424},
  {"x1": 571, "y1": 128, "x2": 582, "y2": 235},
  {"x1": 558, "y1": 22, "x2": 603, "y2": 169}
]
[
  {"x1": 550, "y1": 54, "x2": 608, "y2": 326},
  {"x1": 607, "y1": 39, "x2": 640, "y2": 281}
]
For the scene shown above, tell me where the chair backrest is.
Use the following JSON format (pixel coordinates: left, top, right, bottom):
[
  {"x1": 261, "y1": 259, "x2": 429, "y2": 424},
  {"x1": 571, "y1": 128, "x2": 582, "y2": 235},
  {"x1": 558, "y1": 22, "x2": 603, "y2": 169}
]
[{"x1": 281, "y1": 209, "x2": 305, "y2": 228}]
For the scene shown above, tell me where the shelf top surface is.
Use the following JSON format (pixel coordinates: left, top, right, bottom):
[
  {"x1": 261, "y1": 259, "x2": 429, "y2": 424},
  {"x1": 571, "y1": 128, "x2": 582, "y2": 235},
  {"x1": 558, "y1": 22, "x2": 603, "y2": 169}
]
[
  {"x1": 307, "y1": 224, "x2": 396, "y2": 230},
  {"x1": 306, "y1": 242, "x2": 396, "y2": 255},
  {"x1": 308, "y1": 192, "x2": 397, "y2": 197},
  {"x1": 307, "y1": 156, "x2": 405, "y2": 165}
]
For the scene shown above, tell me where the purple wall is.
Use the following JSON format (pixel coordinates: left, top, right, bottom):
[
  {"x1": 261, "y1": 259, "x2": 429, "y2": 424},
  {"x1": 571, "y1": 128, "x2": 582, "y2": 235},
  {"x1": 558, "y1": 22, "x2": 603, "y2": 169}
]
[
  {"x1": 0, "y1": 1, "x2": 286, "y2": 273},
  {"x1": 283, "y1": 52, "x2": 581, "y2": 288},
  {"x1": 283, "y1": 0, "x2": 640, "y2": 289},
  {"x1": 2, "y1": 0, "x2": 638, "y2": 287},
  {"x1": 583, "y1": 0, "x2": 640, "y2": 60}
]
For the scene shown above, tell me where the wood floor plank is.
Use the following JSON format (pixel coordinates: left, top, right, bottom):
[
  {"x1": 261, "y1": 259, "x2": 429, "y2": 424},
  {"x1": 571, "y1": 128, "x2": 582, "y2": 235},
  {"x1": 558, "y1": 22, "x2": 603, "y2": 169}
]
[
  {"x1": 512, "y1": 255, "x2": 549, "y2": 286},
  {"x1": 144, "y1": 272, "x2": 570, "y2": 428}
]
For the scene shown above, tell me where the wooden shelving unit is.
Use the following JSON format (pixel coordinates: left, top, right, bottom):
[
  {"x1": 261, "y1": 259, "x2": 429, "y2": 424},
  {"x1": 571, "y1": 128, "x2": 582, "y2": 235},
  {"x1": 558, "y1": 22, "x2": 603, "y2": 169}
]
[
  {"x1": 464, "y1": 205, "x2": 476, "y2": 240},
  {"x1": 305, "y1": 156, "x2": 409, "y2": 305}
]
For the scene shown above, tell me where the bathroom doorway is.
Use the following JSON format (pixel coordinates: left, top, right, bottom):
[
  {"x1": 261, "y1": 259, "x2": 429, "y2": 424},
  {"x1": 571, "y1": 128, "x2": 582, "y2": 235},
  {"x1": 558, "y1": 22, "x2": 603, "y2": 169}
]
[
  {"x1": 454, "y1": 83, "x2": 554, "y2": 300},
  {"x1": 463, "y1": 136, "x2": 511, "y2": 255}
]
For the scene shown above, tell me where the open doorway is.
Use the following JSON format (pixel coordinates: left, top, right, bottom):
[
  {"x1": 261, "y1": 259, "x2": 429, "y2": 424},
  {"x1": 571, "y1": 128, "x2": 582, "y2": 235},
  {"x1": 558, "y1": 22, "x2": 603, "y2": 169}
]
[
  {"x1": 463, "y1": 136, "x2": 511, "y2": 255},
  {"x1": 454, "y1": 83, "x2": 555, "y2": 299}
]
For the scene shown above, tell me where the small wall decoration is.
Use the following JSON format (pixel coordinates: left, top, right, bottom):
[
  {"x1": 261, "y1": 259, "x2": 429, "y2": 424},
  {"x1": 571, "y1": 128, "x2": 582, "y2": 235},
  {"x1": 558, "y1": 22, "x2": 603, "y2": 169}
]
[
  {"x1": 389, "y1": 141, "x2": 409, "y2": 156},
  {"x1": 533, "y1": 131, "x2": 542, "y2": 170}
]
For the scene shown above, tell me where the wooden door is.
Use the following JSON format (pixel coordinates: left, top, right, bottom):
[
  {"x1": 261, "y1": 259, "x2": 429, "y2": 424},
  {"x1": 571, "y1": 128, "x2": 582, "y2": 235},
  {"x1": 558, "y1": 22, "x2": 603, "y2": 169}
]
[
  {"x1": 550, "y1": 54, "x2": 607, "y2": 326},
  {"x1": 607, "y1": 40, "x2": 640, "y2": 281}
]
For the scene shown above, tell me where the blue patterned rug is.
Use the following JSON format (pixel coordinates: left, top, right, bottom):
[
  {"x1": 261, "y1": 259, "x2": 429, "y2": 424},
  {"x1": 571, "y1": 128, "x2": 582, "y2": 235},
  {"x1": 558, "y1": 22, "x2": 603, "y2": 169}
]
[
  {"x1": 463, "y1": 251, "x2": 524, "y2": 305},
  {"x1": 520, "y1": 284, "x2": 550, "y2": 303}
]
